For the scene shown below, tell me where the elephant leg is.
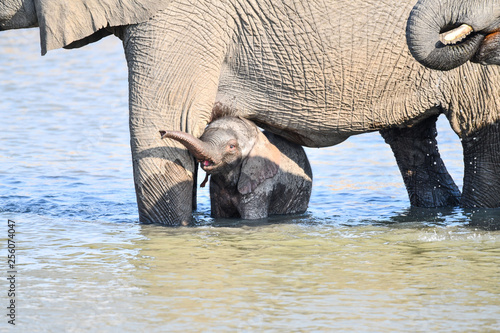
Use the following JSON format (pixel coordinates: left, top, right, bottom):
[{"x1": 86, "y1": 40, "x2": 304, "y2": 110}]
[
  {"x1": 380, "y1": 114, "x2": 461, "y2": 207},
  {"x1": 461, "y1": 122, "x2": 500, "y2": 207},
  {"x1": 121, "y1": 7, "x2": 231, "y2": 225}
]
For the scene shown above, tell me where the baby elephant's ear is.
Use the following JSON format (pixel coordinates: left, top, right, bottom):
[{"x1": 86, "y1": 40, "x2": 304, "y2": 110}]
[{"x1": 238, "y1": 132, "x2": 281, "y2": 195}]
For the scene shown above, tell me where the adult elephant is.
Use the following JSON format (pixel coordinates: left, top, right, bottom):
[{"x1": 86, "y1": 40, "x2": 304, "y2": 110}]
[
  {"x1": 406, "y1": 0, "x2": 500, "y2": 71},
  {"x1": 1, "y1": 0, "x2": 499, "y2": 225}
]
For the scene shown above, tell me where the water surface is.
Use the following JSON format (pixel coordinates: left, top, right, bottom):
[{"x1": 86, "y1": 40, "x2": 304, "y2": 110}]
[{"x1": 0, "y1": 29, "x2": 499, "y2": 332}]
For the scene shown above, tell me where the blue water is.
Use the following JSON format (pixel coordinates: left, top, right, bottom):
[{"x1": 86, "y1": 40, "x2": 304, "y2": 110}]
[{"x1": 1, "y1": 29, "x2": 499, "y2": 332}]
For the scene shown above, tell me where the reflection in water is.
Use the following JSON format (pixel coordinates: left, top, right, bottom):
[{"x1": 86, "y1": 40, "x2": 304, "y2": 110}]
[
  {"x1": 380, "y1": 207, "x2": 500, "y2": 231},
  {"x1": 465, "y1": 209, "x2": 500, "y2": 231},
  {"x1": 1, "y1": 30, "x2": 499, "y2": 331}
]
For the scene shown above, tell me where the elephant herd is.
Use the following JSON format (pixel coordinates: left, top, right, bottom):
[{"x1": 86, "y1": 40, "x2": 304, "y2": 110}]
[{"x1": 2, "y1": 0, "x2": 500, "y2": 225}]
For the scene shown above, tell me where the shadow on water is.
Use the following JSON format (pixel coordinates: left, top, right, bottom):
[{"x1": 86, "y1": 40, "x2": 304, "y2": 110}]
[
  {"x1": 372, "y1": 206, "x2": 500, "y2": 231},
  {"x1": 192, "y1": 211, "x2": 317, "y2": 228},
  {"x1": 191, "y1": 205, "x2": 500, "y2": 231},
  {"x1": 464, "y1": 208, "x2": 500, "y2": 231}
]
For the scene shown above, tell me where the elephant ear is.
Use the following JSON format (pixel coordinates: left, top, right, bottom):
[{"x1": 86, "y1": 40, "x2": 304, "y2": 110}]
[
  {"x1": 237, "y1": 131, "x2": 281, "y2": 195},
  {"x1": 34, "y1": 0, "x2": 172, "y2": 54}
]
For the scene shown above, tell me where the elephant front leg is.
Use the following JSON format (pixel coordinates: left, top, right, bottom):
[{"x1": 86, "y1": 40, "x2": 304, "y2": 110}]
[
  {"x1": 131, "y1": 144, "x2": 196, "y2": 225},
  {"x1": 380, "y1": 115, "x2": 461, "y2": 207},
  {"x1": 461, "y1": 122, "x2": 500, "y2": 208},
  {"x1": 122, "y1": 7, "x2": 231, "y2": 225},
  {"x1": 238, "y1": 190, "x2": 271, "y2": 220}
]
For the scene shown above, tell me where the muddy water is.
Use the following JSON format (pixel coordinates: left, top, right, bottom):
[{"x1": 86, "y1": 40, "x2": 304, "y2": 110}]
[{"x1": 1, "y1": 29, "x2": 499, "y2": 332}]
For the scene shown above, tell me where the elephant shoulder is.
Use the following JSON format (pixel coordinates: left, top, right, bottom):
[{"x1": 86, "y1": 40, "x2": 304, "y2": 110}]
[{"x1": 263, "y1": 131, "x2": 311, "y2": 178}]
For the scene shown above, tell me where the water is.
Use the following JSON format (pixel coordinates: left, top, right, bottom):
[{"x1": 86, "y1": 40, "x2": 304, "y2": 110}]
[{"x1": 1, "y1": 30, "x2": 499, "y2": 332}]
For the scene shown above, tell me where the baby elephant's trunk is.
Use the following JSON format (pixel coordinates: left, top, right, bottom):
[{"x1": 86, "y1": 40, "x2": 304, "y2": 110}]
[{"x1": 159, "y1": 130, "x2": 215, "y2": 162}]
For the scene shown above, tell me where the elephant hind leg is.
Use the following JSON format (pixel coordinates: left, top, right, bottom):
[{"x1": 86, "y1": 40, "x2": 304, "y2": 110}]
[
  {"x1": 461, "y1": 122, "x2": 500, "y2": 208},
  {"x1": 380, "y1": 114, "x2": 461, "y2": 207}
]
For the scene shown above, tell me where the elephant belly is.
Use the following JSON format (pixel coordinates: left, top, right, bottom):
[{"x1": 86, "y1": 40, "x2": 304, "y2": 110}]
[
  {"x1": 214, "y1": 0, "x2": 445, "y2": 147},
  {"x1": 214, "y1": 67, "x2": 442, "y2": 148}
]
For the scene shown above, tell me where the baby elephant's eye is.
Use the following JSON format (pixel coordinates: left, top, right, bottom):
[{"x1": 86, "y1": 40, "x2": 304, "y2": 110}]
[{"x1": 227, "y1": 140, "x2": 237, "y2": 151}]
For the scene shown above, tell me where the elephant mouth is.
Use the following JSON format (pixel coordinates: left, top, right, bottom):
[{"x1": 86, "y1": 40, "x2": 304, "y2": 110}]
[
  {"x1": 473, "y1": 30, "x2": 500, "y2": 65},
  {"x1": 199, "y1": 159, "x2": 218, "y2": 172}
]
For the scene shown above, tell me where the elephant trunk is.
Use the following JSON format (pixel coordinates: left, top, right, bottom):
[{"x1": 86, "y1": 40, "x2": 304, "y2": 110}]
[
  {"x1": 160, "y1": 130, "x2": 220, "y2": 165},
  {"x1": 406, "y1": 0, "x2": 489, "y2": 71},
  {"x1": 406, "y1": 0, "x2": 500, "y2": 71}
]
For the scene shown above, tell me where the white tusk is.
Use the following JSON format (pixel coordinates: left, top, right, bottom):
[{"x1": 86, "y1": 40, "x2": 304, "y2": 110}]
[{"x1": 440, "y1": 24, "x2": 474, "y2": 45}]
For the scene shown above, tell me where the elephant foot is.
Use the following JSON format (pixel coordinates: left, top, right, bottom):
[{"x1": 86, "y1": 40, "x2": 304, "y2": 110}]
[
  {"x1": 461, "y1": 122, "x2": 500, "y2": 208},
  {"x1": 381, "y1": 115, "x2": 461, "y2": 207}
]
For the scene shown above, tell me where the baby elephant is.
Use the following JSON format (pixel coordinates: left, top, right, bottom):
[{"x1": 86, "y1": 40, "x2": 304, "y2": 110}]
[{"x1": 160, "y1": 117, "x2": 312, "y2": 219}]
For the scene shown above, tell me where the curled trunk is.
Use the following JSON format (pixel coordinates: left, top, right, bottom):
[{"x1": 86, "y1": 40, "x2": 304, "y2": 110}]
[
  {"x1": 160, "y1": 130, "x2": 216, "y2": 162},
  {"x1": 406, "y1": 0, "x2": 499, "y2": 71}
]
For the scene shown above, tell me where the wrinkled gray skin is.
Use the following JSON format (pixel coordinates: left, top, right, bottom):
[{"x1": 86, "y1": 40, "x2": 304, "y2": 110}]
[
  {"x1": 160, "y1": 117, "x2": 312, "y2": 219},
  {"x1": 2, "y1": 0, "x2": 500, "y2": 225}
]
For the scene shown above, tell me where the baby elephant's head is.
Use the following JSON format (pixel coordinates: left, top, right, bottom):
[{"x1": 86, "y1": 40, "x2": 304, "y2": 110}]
[
  {"x1": 160, "y1": 117, "x2": 281, "y2": 194},
  {"x1": 160, "y1": 117, "x2": 258, "y2": 174}
]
